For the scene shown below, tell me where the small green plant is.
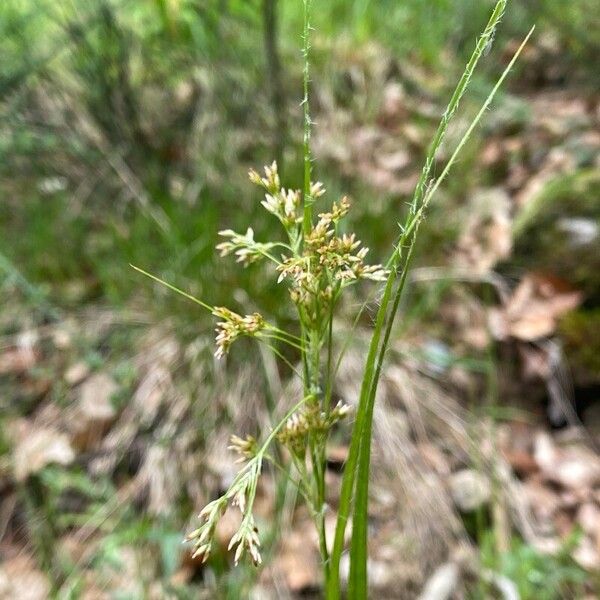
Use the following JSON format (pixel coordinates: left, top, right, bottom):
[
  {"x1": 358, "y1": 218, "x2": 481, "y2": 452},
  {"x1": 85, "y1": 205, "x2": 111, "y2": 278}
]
[
  {"x1": 135, "y1": 0, "x2": 533, "y2": 596},
  {"x1": 476, "y1": 532, "x2": 589, "y2": 600}
]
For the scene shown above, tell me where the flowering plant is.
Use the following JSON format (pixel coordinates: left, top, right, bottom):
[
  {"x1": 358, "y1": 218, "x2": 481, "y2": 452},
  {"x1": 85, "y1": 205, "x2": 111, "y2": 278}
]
[{"x1": 134, "y1": 0, "x2": 532, "y2": 595}]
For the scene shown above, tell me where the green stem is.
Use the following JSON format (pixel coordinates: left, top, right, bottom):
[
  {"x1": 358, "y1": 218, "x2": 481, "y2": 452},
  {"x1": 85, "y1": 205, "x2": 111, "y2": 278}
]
[
  {"x1": 262, "y1": 0, "x2": 286, "y2": 170},
  {"x1": 260, "y1": 332, "x2": 305, "y2": 352},
  {"x1": 326, "y1": 2, "x2": 533, "y2": 596},
  {"x1": 259, "y1": 340, "x2": 304, "y2": 380},
  {"x1": 327, "y1": 266, "x2": 396, "y2": 599},
  {"x1": 301, "y1": 0, "x2": 313, "y2": 237},
  {"x1": 324, "y1": 300, "x2": 335, "y2": 413},
  {"x1": 131, "y1": 264, "x2": 214, "y2": 312},
  {"x1": 309, "y1": 435, "x2": 330, "y2": 576},
  {"x1": 348, "y1": 20, "x2": 534, "y2": 600}
]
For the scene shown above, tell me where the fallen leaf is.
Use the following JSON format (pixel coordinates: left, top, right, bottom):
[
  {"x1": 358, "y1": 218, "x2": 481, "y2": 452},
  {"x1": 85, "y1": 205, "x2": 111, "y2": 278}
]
[
  {"x1": 0, "y1": 347, "x2": 37, "y2": 375},
  {"x1": 523, "y1": 479, "x2": 560, "y2": 532},
  {"x1": 12, "y1": 421, "x2": 75, "y2": 481},
  {"x1": 534, "y1": 432, "x2": 600, "y2": 490},
  {"x1": 454, "y1": 188, "x2": 512, "y2": 274},
  {"x1": 577, "y1": 503, "x2": 600, "y2": 542},
  {"x1": 271, "y1": 519, "x2": 320, "y2": 593},
  {"x1": 418, "y1": 562, "x2": 460, "y2": 600},
  {"x1": 518, "y1": 344, "x2": 552, "y2": 380},
  {"x1": 64, "y1": 361, "x2": 91, "y2": 386},
  {"x1": 573, "y1": 536, "x2": 600, "y2": 571},
  {"x1": 0, "y1": 555, "x2": 50, "y2": 600},
  {"x1": 489, "y1": 273, "x2": 582, "y2": 341},
  {"x1": 69, "y1": 373, "x2": 118, "y2": 451}
]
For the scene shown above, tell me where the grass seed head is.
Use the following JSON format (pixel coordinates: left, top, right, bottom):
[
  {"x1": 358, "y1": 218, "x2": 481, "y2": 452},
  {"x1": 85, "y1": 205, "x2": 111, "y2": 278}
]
[
  {"x1": 212, "y1": 308, "x2": 266, "y2": 358},
  {"x1": 228, "y1": 434, "x2": 258, "y2": 462}
]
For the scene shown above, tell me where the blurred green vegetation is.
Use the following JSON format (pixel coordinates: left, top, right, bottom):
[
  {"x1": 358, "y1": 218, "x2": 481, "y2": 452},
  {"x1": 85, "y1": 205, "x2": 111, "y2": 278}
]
[
  {"x1": 1, "y1": 0, "x2": 597, "y2": 325},
  {"x1": 0, "y1": 1, "x2": 598, "y2": 597},
  {"x1": 476, "y1": 531, "x2": 590, "y2": 600}
]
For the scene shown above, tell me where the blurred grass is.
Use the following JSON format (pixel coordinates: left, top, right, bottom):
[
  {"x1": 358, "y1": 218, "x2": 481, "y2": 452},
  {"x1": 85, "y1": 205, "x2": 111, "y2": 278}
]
[
  {"x1": 1, "y1": 0, "x2": 597, "y2": 324},
  {"x1": 0, "y1": 1, "x2": 598, "y2": 596}
]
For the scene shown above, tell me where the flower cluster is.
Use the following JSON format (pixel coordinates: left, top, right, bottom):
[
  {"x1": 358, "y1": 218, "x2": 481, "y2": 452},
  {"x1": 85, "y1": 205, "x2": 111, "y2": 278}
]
[
  {"x1": 214, "y1": 162, "x2": 388, "y2": 330},
  {"x1": 250, "y1": 162, "x2": 314, "y2": 230},
  {"x1": 228, "y1": 513, "x2": 262, "y2": 566},
  {"x1": 277, "y1": 401, "x2": 351, "y2": 457},
  {"x1": 189, "y1": 160, "x2": 386, "y2": 568},
  {"x1": 187, "y1": 497, "x2": 226, "y2": 563},
  {"x1": 187, "y1": 460, "x2": 263, "y2": 566},
  {"x1": 261, "y1": 187, "x2": 302, "y2": 228},
  {"x1": 275, "y1": 194, "x2": 388, "y2": 325},
  {"x1": 281, "y1": 228, "x2": 388, "y2": 286},
  {"x1": 212, "y1": 307, "x2": 266, "y2": 359},
  {"x1": 216, "y1": 227, "x2": 276, "y2": 267},
  {"x1": 228, "y1": 433, "x2": 258, "y2": 463},
  {"x1": 248, "y1": 161, "x2": 280, "y2": 193}
]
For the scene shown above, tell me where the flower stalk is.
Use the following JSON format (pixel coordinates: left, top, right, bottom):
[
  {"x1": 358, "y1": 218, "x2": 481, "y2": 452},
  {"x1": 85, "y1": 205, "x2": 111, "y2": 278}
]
[{"x1": 134, "y1": 0, "x2": 532, "y2": 595}]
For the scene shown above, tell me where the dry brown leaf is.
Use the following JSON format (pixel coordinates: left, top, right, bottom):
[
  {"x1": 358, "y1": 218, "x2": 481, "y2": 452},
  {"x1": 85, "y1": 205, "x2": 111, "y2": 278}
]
[
  {"x1": 489, "y1": 273, "x2": 582, "y2": 341},
  {"x1": 11, "y1": 421, "x2": 75, "y2": 481},
  {"x1": 534, "y1": 432, "x2": 600, "y2": 491},
  {"x1": 69, "y1": 373, "x2": 118, "y2": 451},
  {"x1": 577, "y1": 503, "x2": 600, "y2": 542},
  {"x1": 64, "y1": 361, "x2": 91, "y2": 386},
  {"x1": 0, "y1": 346, "x2": 37, "y2": 375},
  {"x1": 379, "y1": 82, "x2": 408, "y2": 126},
  {"x1": 523, "y1": 479, "x2": 560, "y2": 531},
  {"x1": 573, "y1": 536, "x2": 600, "y2": 571},
  {"x1": 454, "y1": 188, "x2": 512, "y2": 274},
  {"x1": 0, "y1": 555, "x2": 50, "y2": 600},
  {"x1": 269, "y1": 516, "x2": 320, "y2": 593},
  {"x1": 518, "y1": 344, "x2": 552, "y2": 380},
  {"x1": 503, "y1": 449, "x2": 539, "y2": 477}
]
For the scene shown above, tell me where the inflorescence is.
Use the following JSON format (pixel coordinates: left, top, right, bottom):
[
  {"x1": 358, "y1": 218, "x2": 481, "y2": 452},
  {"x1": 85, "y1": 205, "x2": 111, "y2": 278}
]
[{"x1": 187, "y1": 161, "x2": 383, "y2": 566}]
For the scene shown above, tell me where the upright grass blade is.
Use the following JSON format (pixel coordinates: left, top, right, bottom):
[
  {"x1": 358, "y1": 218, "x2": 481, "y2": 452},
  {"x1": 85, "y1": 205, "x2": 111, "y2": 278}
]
[
  {"x1": 324, "y1": 0, "x2": 535, "y2": 596},
  {"x1": 348, "y1": 27, "x2": 533, "y2": 600},
  {"x1": 301, "y1": 0, "x2": 313, "y2": 236}
]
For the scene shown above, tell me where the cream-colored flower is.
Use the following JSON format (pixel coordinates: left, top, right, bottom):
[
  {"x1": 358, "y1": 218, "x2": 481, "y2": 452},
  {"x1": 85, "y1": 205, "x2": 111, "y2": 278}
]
[
  {"x1": 310, "y1": 180, "x2": 326, "y2": 198},
  {"x1": 228, "y1": 434, "x2": 258, "y2": 462},
  {"x1": 228, "y1": 515, "x2": 262, "y2": 566},
  {"x1": 249, "y1": 161, "x2": 280, "y2": 193},
  {"x1": 213, "y1": 307, "x2": 266, "y2": 358},
  {"x1": 216, "y1": 228, "x2": 276, "y2": 267}
]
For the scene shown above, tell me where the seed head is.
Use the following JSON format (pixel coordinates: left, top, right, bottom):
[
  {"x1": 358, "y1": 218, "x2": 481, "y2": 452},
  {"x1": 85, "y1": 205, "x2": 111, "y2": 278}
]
[
  {"x1": 213, "y1": 307, "x2": 266, "y2": 358},
  {"x1": 249, "y1": 161, "x2": 280, "y2": 194},
  {"x1": 228, "y1": 516, "x2": 262, "y2": 566},
  {"x1": 228, "y1": 434, "x2": 258, "y2": 462},
  {"x1": 216, "y1": 228, "x2": 276, "y2": 267}
]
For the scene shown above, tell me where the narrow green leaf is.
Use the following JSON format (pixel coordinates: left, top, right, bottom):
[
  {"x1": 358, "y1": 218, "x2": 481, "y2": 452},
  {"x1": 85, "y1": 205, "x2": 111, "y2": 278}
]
[
  {"x1": 130, "y1": 264, "x2": 214, "y2": 312},
  {"x1": 324, "y1": 1, "x2": 536, "y2": 597},
  {"x1": 347, "y1": 20, "x2": 534, "y2": 600}
]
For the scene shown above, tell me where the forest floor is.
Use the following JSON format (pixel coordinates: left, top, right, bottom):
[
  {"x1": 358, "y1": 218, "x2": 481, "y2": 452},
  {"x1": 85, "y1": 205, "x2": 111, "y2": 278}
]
[{"x1": 1, "y1": 23, "x2": 599, "y2": 600}]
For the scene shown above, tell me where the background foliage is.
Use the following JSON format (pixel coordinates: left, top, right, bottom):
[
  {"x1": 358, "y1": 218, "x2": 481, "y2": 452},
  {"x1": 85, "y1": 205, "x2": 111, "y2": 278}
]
[{"x1": 0, "y1": 0, "x2": 598, "y2": 598}]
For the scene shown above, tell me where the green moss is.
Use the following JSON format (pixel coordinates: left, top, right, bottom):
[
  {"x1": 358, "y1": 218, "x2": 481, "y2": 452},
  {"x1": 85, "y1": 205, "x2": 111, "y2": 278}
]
[
  {"x1": 511, "y1": 170, "x2": 600, "y2": 301},
  {"x1": 559, "y1": 310, "x2": 600, "y2": 384}
]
